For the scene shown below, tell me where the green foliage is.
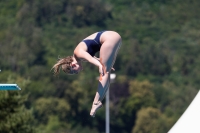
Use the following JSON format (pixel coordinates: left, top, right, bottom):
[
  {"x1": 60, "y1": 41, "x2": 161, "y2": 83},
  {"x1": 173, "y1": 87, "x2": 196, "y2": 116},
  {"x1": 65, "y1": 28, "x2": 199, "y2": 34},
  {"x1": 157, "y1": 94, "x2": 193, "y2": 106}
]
[
  {"x1": 112, "y1": 80, "x2": 157, "y2": 132},
  {"x1": 0, "y1": 91, "x2": 35, "y2": 133},
  {"x1": 132, "y1": 107, "x2": 161, "y2": 133},
  {"x1": 0, "y1": 73, "x2": 35, "y2": 133},
  {"x1": 120, "y1": 80, "x2": 156, "y2": 117},
  {"x1": 132, "y1": 107, "x2": 174, "y2": 133},
  {"x1": 34, "y1": 98, "x2": 71, "y2": 132}
]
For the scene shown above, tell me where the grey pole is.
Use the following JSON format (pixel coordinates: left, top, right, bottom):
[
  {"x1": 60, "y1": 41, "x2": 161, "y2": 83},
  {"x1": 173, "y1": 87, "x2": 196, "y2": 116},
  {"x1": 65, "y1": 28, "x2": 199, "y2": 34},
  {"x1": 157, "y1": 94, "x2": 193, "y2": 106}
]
[
  {"x1": 106, "y1": 74, "x2": 116, "y2": 133},
  {"x1": 106, "y1": 88, "x2": 110, "y2": 133}
]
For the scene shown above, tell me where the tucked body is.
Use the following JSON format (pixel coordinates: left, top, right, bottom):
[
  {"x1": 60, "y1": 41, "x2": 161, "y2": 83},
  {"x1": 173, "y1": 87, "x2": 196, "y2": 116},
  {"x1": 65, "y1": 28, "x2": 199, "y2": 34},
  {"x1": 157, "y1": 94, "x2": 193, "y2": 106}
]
[{"x1": 52, "y1": 30, "x2": 122, "y2": 117}]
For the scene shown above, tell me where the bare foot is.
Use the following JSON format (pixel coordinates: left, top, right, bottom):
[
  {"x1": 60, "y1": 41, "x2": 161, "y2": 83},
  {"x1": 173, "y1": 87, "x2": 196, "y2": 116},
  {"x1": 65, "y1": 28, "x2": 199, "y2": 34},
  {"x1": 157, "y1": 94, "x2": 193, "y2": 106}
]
[{"x1": 90, "y1": 101, "x2": 103, "y2": 117}]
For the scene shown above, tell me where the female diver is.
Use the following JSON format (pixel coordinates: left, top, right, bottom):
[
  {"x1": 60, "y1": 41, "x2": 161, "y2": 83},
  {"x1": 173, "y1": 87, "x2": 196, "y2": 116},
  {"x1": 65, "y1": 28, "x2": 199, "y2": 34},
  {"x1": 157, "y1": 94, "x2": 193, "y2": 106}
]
[{"x1": 52, "y1": 31, "x2": 122, "y2": 117}]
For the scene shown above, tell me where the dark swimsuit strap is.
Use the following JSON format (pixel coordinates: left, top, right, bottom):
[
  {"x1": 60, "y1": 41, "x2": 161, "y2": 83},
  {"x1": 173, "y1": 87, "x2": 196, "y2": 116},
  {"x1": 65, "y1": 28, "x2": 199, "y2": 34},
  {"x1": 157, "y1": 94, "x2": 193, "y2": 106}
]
[
  {"x1": 81, "y1": 31, "x2": 105, "y2": 56},
  {"x1": 94, "y1": 31, "x2": 105, "y2": 44}
]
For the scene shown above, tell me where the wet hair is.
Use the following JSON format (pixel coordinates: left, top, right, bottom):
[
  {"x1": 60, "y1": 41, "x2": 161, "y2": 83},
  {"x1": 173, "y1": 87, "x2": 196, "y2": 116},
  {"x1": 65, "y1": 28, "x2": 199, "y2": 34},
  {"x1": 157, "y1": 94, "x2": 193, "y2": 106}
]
[{"x1": 52, "y1": 56, "x2": 73, "y2": 75}]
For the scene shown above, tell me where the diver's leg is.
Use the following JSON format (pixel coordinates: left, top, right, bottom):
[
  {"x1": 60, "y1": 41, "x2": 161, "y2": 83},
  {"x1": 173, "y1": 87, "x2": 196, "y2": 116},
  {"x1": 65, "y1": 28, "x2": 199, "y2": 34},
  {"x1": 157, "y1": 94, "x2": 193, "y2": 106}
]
[{"x1": 90, "y1": 34, "x2": 121, "y2": 117}]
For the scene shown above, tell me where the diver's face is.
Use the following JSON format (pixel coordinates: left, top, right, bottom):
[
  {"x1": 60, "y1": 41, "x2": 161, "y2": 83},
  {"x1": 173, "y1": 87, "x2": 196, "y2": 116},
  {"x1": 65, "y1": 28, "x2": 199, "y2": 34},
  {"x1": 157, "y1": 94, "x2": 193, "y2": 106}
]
[{"x1": 70, "y1": 63, "x2": 83, "y2": 74}]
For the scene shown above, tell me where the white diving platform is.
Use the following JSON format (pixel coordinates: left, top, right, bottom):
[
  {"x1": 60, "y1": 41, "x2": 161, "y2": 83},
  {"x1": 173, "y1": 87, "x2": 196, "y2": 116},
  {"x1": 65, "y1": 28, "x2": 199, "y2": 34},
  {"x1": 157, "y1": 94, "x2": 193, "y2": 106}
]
[{"x1": 0, "y1": 84, "x2": 21, "y2": 90}]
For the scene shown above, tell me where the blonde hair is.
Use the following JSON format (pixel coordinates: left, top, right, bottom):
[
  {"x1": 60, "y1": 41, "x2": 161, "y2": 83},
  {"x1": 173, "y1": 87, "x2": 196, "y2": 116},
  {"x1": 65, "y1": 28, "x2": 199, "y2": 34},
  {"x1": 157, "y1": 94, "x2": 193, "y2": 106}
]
[{"x1": 52, "y1": 56, "x2": 73, "y2": 75}]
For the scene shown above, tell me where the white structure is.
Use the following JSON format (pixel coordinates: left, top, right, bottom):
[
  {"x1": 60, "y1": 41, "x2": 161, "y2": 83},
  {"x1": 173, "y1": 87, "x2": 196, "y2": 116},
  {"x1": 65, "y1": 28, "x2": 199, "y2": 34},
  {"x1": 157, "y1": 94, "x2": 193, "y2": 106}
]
[
  {"x1": 168, "y1": 90, "x2": 200, "y2": 133},
  {"x1": 0, "y1": 84, "x2": 21, "y2": 90}
]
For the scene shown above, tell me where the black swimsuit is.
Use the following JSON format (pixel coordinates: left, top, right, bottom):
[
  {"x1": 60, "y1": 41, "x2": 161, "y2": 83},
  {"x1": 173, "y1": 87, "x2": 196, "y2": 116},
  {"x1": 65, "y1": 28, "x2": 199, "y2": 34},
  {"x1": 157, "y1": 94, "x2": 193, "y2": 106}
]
[{"x1": 82, "y1": 31, "x2": 105, "y2": 56}]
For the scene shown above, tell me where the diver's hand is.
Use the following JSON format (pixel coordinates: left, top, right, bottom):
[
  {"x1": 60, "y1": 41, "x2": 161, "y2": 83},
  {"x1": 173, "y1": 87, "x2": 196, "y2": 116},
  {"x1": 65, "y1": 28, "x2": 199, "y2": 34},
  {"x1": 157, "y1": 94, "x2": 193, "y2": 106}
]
[
  {"x1": 96, "y1": 57, "x2": 115, "y2": 72},
  {"x1": 99, "y1": 64, "x2": 104, "y2": 76},
  {"x1": 94, "y1": 56, "x2": 100, "y2": 61}
]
